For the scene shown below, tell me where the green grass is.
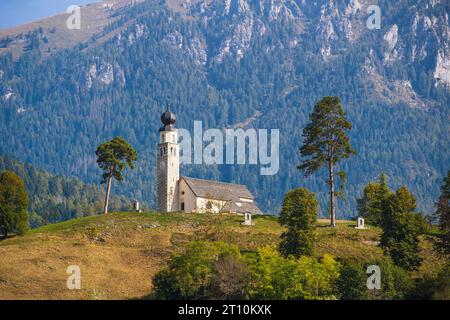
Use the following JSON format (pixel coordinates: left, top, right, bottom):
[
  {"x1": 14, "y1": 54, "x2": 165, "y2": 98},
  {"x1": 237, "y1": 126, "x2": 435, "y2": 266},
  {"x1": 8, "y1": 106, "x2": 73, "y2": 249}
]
[{"x1": 0, "y1": 211, "x2": 445, "y2": 300}]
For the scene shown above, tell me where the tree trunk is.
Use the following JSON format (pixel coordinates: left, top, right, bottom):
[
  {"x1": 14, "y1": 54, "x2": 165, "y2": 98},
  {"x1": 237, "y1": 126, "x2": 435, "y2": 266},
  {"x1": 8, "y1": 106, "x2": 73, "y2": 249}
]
[
  {"x1": 328, "y1": 160, "x2": 336, "y2": 227},
  {"x1": 103, "y1": 168, "x2": 113, "y2": 215},
  {"x1": 0, "y1": 220, "x2": 6, "y2": 239}
]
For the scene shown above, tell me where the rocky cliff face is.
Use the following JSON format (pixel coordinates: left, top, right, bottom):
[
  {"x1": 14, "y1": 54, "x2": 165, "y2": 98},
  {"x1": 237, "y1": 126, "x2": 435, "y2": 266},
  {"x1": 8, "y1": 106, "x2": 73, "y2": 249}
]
[{"x1": 169, "y1": 0, "x2": 449, "y2": 93}]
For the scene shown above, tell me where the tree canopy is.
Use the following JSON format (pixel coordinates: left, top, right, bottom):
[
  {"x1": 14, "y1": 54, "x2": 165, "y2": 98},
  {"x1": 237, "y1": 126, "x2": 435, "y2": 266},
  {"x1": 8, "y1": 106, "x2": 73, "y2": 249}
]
[
  {"x1": 278, "y1": 187, "x2": 318, "y2": 257},
  {"x1": 357, "y1": 173, "x2": 392, "y2": 226},
  {"x1": 96, "y1": 136, "x2": 137, "y2": 214},
  {"x1": 380, "y1": 186, "x2": 423, "y2": 270},
  {"x1": 0, "y1": 171, "x2": 29, "y2": 237}
]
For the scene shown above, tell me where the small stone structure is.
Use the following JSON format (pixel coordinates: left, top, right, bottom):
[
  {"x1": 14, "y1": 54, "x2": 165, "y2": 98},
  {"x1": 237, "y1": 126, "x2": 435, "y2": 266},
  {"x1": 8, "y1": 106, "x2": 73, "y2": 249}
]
[
  {"x1": 241, "y1": 212, "x2": 253, "y2": 226},
  {"x1": 132, "y1": 200, "x2": 142, "y2": 213},
  {"x1": 355, "y1": 217, "x2": 367, "y2": 229}
]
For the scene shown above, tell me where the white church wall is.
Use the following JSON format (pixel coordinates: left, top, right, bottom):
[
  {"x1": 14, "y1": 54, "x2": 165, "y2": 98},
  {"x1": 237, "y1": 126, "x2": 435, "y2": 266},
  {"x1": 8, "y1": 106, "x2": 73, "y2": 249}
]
[
  {"x1": 196, "y1": 197, "x2": 229, "y2": 214},
  {"x1": 179, "y1": 179, "x2": 197, "y2": 212}
]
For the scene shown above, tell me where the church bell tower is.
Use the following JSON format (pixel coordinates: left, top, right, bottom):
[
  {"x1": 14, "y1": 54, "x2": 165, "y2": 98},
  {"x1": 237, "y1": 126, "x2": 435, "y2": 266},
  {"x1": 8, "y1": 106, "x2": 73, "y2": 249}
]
[{"x1": 156, "y1": 104, "x2": 179, "y2": 212}]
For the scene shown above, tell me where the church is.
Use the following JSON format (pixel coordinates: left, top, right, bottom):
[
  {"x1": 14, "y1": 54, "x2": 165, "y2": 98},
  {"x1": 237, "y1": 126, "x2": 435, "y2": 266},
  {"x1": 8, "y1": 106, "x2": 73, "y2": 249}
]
[{"x1": 156, "y1": 107, "x2": 262, "y2": 215}]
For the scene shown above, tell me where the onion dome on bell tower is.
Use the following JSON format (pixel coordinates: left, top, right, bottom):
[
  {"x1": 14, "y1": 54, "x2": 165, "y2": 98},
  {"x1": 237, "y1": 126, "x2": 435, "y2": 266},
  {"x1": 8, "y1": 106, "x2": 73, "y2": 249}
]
[{"x1": 159, "y1": 101, "x2": 176, "y2": 132}]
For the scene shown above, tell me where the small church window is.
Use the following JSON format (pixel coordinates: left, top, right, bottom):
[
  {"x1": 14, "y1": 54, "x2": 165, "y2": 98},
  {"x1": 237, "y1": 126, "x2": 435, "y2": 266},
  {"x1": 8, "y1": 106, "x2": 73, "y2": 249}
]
[
  {"x1": 181, "y1": 202, "x2": 185, "y2": 211},
  {"x1": 160, "y1": 148, "x2": 163, "y2": 156},
  {"x1": 181, "y1": 191, "x2": 185, "y2": 195},
  {"x1": 171, "y1": 147, "x2": 173, "y2": 155}
]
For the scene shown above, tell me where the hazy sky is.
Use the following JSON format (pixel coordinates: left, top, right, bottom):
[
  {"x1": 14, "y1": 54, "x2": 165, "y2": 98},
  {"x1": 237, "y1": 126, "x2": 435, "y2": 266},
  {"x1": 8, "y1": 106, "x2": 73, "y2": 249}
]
[{"x1": 0, "y1": 0, "x2": 99, "y2": 29}]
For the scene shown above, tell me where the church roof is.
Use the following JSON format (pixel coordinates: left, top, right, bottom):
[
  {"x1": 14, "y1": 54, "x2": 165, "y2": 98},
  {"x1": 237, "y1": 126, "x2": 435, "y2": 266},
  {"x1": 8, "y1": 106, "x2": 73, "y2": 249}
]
[{"x1": 181, "y1": 176, "x2": 263, "y2": 214}]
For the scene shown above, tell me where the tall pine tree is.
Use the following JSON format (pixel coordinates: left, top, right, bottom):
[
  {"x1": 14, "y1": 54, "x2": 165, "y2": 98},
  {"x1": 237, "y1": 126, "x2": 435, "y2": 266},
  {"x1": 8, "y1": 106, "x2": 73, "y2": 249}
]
[
  {"x1": 96, "y1": 137, "x2": 138, "y2": 214},
  {"x1": 298, "y1": 97, "x2": 356, "y2": 227}
]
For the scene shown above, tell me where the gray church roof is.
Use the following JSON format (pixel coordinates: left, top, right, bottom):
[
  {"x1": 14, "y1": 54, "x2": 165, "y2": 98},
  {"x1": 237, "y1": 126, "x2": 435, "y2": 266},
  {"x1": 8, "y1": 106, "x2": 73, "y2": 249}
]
[{"x1": 181, "y1": 176, "x2": 263, "y2": 214}]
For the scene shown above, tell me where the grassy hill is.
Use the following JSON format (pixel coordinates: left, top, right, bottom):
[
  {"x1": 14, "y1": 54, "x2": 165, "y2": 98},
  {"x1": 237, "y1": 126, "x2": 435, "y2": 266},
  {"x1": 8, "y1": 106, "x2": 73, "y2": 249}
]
[{"x1": 0, "y1": 212, "x2": 444, "y2": 300}]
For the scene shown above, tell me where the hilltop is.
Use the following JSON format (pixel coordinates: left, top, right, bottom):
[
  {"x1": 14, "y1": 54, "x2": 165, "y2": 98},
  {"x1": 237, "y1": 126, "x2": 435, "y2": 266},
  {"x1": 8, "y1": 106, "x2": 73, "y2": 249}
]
[{"x1": 0, "y1": 212, "x2": 443, "y2": 300}]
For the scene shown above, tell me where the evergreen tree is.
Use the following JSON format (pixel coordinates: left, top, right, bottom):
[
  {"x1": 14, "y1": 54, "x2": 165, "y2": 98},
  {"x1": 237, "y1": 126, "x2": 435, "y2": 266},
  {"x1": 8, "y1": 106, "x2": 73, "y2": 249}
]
[
  {"x1": 278, "y1": 187, "x2": 318, "y2": 257},
  {"x1": 380, "y1": 186, "x2": 423, "y2": 270},
  {"x1": 435, "y1": 171, "x2": 450, "y2": 255},
  {"x1": 357, "y1": 173, "x2": 392, "y2": 225},
  {"x1": 96, "y1": 136, "x2": 138, "y2": 214},
  {"x1": 0, "y1": 171, "x2": 29, "y2": 237},
  {"x1": 298, "y1": 96, "x2": 356, "y2": 227}
]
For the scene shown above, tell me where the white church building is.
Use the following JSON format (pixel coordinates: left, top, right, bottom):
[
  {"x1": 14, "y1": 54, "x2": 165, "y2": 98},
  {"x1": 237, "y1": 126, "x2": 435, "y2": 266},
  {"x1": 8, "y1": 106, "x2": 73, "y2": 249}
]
[{"x1": 156, "y1": 107, "x2": 262, "y2": 215}]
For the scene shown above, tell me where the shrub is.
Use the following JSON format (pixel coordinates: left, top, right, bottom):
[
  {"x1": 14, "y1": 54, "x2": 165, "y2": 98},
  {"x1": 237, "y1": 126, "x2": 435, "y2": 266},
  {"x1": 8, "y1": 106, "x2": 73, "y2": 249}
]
[
  {"x1": 247, "y1": 246, "x2": 340, "y2": 299},
  {"x1": 152, "y1": 241, "x2": 244, "y2": 299},
  {"x1": 338, "y1": 262, "x2": 369, "y2": 299},
  {"x1": 207, "y1": 253, "x2": 250, "y2": 299},
  {"x1": 338, "y1": 258, "x2": 413, "y2": 300}
]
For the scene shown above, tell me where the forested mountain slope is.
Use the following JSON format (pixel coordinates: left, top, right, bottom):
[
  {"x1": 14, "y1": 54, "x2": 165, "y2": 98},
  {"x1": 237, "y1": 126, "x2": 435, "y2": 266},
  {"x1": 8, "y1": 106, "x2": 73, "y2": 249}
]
[
  {"x1": 0, "y1": 156, "x2": 130, "y2": 227},
  {"x1": 0, "y1": 0, "x2": 448, "y2": 217}
]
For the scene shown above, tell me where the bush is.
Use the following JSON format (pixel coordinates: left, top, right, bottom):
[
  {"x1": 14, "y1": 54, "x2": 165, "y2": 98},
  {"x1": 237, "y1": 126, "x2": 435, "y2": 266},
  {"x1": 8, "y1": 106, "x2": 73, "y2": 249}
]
[
  {"x1": 338, "y1": 262, "x2": 369, "y2": 299},
  {"x1": 152, "y1": 241, "x2": 245, "y2": 299},
  {"x1": 207, "y1": 253, "x2": 250, "y2": 299},
  {"x1": 246, "y1": 246, "x2": 340, "y2": 299},
  {"x1": 411, "y1": 264, "x2": 450, "y2": 300},
  {"x1": 338, "y1": 258, "x2": 413, "y2": 300}
]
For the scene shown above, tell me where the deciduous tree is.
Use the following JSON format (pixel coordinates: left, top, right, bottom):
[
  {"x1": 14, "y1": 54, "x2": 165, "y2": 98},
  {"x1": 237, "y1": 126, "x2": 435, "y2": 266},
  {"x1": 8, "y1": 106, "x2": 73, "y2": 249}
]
[{"x1": 0, "y1": 171, "x2": 29, "y2": 237}]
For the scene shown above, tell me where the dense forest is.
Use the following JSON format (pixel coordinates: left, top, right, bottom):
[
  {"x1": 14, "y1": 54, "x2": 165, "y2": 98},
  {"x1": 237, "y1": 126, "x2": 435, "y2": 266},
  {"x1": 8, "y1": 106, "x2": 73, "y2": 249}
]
[
  {"x1": 0, "y1": 156, "x2": 130, "y2": 227},
  {"x1": 0, "y1": 0, "x2": 448, "y2": 218}
]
